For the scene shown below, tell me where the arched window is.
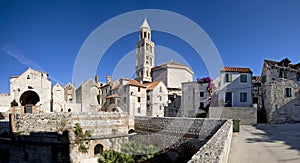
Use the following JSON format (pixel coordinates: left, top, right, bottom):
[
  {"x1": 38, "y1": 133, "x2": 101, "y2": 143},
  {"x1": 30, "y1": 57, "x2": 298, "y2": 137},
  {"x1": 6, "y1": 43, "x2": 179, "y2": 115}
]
[{"x1": 94, "y1": 144, "x2": 104, "y2": 156}]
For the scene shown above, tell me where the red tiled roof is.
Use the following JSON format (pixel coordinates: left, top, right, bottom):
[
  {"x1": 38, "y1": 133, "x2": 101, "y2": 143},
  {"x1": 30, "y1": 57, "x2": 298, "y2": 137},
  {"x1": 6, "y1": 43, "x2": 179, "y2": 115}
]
[
  {"x1": 143, "y1": 81, "x2": 161, "y2": 91},
  {"x1": 128, "y1": 79, "x2": 146, "y2": 87},
  {"x1": 221, "y1": 67, "x2": 252, "y2": 73},
  {"x1": 106, "y1": 94, "x2": 120, "y2": 99}
]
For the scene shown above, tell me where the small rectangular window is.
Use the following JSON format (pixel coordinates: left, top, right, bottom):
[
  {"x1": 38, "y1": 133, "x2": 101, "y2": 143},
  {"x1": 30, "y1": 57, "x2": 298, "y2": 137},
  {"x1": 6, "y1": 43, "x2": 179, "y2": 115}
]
[
  {"x1": 285, "y1": 88, "x2": 292, "y2": 97},
  {"x1": 240, "y1": 74, "x2": 247, "y2": 83},
  {"x1": 297, "y1": 73, "x2": 300, "y2": 81},
  {"x1": 200, "y1": 92, "x2": 204, "y2": 97},
  {"x1": 279, "y1": 69, "x2": 287, "y2": 79},
  {"x1": 199, "y1": 102, "x2": 204, "y2": 109},
  {"x1": 123, "y1": 97, "x2": 126, "y2": 103},
  {"x1": 138, "y1": 97, "x2": 141, "y2": 102},
  {"x1": 138, "y1": 87, "x2": 140, "y2": 92},
  {"x1": 137, "y1": 107, "x2": 141, "y2": 113},
  {"x1": 240, "y1": 92, "x2": 247, "y2": 102},
  {"x1": 159, "y1": 86, "x2": 162, "y2": 92},
  {"x1": 225, "y1": 74, "x2": 232, "y2": 82}
]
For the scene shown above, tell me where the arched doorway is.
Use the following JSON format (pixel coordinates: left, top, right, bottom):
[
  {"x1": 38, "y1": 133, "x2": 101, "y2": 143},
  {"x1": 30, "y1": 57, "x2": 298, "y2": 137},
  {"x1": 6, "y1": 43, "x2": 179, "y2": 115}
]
[
  {"x1": 19, "y1": 91, "x2": 40, "y2": 113},
  {"x1": 94, "y1": 144, "x2": 104, "y2": 157}
]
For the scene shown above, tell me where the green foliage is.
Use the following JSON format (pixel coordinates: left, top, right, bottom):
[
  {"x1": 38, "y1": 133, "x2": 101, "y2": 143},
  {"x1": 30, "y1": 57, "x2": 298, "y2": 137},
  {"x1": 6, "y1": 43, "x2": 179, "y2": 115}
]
[
  {"x1": 98, "y1": 150, "x2": 134, "y2": 163},
  {"x1": 10, "y1": 100, "x2": 18, "y2": 107},
  {"x1": 121, "y1": 141, "x2": 159, "y2": 162},
  {"x1": 73, "y1": 123, "x2": 93, "y2": 153}
]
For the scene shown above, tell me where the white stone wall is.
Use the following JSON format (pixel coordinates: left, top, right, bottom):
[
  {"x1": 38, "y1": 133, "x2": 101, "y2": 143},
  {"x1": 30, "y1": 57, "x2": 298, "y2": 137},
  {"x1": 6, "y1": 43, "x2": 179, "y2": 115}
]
[
  {"x1": 217, "y1": 71, "x2": 252, "y2": 107},
  {"x1": 76, "y1": 78, "x2": 99, "y2": 112},
  {"x1": 0, "y1": 94, "x2": 11, "y2": 112},
  {"x1": 147, "y1": 82, "x2": 168, "y2": 117},
  {"x1": 181, "y1": 82, "x2": 210, "y2": 117},
  {"x1": 167, "y1": 68, "x2": 193, "y2": 89},
  {"x1": 52, "y1": 83, "x2": 66, "y2": 112}
]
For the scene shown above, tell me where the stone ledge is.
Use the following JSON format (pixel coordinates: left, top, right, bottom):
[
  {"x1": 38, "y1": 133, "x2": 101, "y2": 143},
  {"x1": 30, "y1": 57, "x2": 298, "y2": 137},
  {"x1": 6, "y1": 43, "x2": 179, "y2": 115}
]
[{"x1": 188, "y1": 119, "x2": 233, "y2": 163}]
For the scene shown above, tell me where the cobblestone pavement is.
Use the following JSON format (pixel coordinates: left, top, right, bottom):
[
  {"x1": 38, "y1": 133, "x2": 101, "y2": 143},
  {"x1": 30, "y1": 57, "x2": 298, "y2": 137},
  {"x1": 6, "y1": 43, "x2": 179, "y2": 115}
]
[{"x1": 229, "y1": 123, "x2": 300, "y2": 163}]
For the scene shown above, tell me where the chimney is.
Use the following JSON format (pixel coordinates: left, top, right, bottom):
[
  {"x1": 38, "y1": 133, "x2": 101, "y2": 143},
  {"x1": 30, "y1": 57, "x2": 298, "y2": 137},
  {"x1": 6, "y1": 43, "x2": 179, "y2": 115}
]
[
  {"x1": 106, "y1": 76, "x2": 111, "y2": 83},
  {"x1": 95, "y1": 75, "x2": 99, "y2": 83}
]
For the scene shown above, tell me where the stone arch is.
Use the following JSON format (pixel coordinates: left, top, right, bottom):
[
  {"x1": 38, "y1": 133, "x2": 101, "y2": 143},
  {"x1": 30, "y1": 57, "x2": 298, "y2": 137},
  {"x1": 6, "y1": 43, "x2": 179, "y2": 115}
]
[
  {"x1": 128, "y1": 129, "x2": 135, "y2": 134},
  {"x1": 19, "y1": 90, "x2": 40, "y2": 106},
  {"x1": 94, "y1": 144, "x2": 104, "y2": 157}
]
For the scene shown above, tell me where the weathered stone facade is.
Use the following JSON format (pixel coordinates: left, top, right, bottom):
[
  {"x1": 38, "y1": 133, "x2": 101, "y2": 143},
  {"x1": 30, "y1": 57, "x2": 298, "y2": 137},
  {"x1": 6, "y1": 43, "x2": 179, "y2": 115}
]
[
  {"x1": 261, "y1": 58, "x2": 300, "y2": 123},
  {"x1": 1, "y1": 112, "x2": 130, "y2": 163}
]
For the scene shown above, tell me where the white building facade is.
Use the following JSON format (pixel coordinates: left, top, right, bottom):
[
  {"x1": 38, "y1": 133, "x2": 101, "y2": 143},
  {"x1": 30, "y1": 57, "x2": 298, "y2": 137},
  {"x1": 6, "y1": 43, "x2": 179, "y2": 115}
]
[{"x1": 215, "y1": 67, "x2": 253, "y2": 107}]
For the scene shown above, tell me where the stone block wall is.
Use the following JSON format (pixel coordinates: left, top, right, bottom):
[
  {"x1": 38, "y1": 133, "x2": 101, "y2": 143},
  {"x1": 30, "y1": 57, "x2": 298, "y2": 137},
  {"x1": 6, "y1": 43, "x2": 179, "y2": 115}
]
[
  {"x1": 188, "y1": 119, "x2": 233, "y2": 163},
  {"x1": 135, "y1": 116, "x2": 225, "y2": 136},
  {"x1": 209, "y1": 107, "x2": 257, "y2": 125},
  {"x1": 10, "y1": 112, "x2": 129, "y2": 137}
]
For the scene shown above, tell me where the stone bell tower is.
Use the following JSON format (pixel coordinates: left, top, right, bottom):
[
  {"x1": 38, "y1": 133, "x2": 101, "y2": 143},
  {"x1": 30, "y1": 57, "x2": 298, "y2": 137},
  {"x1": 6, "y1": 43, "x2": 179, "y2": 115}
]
[{"x1": 135, "y1": 18, "x2": 155, "y2": 83}]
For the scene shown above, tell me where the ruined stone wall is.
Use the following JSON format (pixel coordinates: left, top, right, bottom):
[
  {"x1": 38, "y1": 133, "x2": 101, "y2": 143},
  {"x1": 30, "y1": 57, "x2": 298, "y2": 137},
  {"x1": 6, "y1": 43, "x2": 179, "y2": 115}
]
[
  {"x1": 6, "y1": 112, "x2": 130, "y2": 163},
  {"x1": 209, "y1": 107, "x2": 257, "y2": 125},
  {"x1": 188, "y1": 119, "x2": 233, "y2": 163}
]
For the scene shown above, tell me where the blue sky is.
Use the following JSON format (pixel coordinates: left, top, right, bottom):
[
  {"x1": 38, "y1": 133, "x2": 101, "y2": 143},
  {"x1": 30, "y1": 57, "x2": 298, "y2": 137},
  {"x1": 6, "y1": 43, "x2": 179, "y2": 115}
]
[{"x1": 1, "y1": 0, "x2": 300, "y2": 93}]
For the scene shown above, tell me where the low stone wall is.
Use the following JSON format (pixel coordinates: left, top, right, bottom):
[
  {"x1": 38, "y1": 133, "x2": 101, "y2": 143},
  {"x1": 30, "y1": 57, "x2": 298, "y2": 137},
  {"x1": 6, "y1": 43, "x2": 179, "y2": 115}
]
[
  {"x1": 135, "y1": 116, "x2": 225, "y2": 136},
  {"x1": 209, "y1": 107, "x2": 257, "y2": 125},
  {"x1": 10, "y1": 112, "x2": 129, "y2": 137},
  {"x1": 188, "y1": 119, "x2": 233, "y2": 163}
]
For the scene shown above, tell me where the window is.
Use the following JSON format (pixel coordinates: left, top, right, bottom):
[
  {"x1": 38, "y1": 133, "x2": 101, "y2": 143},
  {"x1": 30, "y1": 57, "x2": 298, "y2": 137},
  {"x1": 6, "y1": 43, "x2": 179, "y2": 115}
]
[
  {"x1": 279, "y1": 69, "x2": 287, "y2": 79},
  {"x1": 285, "y1": 88, "x2": 292, "y2": 97},
  {"x1": 297, "y1": 73, "x2": 300, "y2": 81},
  {"x1": 138, "y1": 97, "x2": 141, "y2": 102},
  {"x1": 200, "y1": 92, "x2": 204, "y2": 97},
  {"x1": 123, "y1": 97, "x2": 126, "y2": 103},
  {"x1": 159, "y1": 96, "x2": 162, "y2": 101},
  {"x1": 199, "y1": 102, "x2": 204, "y2": 109},
  {"x1": 137, "y1": 107, "x2": 141, "y2": 113},
  {"x1": 225, "y1": 74, "x2": 232, "y2": 82},
  {"x1": 147, "y1": 95, "x2": 150, "y2": 100},
  {"x1": 240, "y1": 92, "x2": 247, "y2": 102},
  {"x1": 240, "y1": 74, "x2": 247, "y2": 83},
  {"x1": 138, "y1": 87, "x2": 140, "y2": 92},
  {"x1": 160, "y1": 105, "x2": 162, "y2": 110},
  {"x1": 159, "y1": 86, "x2": 162, "y2": 92}
]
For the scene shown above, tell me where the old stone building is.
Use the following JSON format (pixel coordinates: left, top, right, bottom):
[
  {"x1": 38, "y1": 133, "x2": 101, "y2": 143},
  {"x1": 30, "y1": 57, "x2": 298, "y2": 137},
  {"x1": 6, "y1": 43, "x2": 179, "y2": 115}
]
[
  {"x1": 261, "y1": 58, "x2": 300, "y2": 123},
  {"x1": 181, "y1": 80, "x2": 212, "y2": 117},
  {"x1": 152, "y1": 61, "x2": 194, "y2": 117},
  {"x1": 76, "y1": 78, "x2": 99, "y2": 112},
  {"x1": 6, "y1": 68, "x2": 52, "y2": 113},
  {"x1": 0, "y1": 68, "x2": 101, "y2": 116}
]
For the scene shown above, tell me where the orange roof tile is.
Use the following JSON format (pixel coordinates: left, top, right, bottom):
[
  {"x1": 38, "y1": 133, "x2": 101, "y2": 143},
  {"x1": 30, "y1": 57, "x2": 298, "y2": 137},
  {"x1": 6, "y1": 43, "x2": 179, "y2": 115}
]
[
  {"x1": 221, "y1": 67, "x2": 252, "y2": 73},
  {"x1": 144, "y1": 81, "x2": 161, "y2": 90},
  {"x1": 106, "y1": 94, "x2": 120, "y2": 99},
  {"x1": 128, "y1": 79, "x2": 146, "y2": 87}
]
